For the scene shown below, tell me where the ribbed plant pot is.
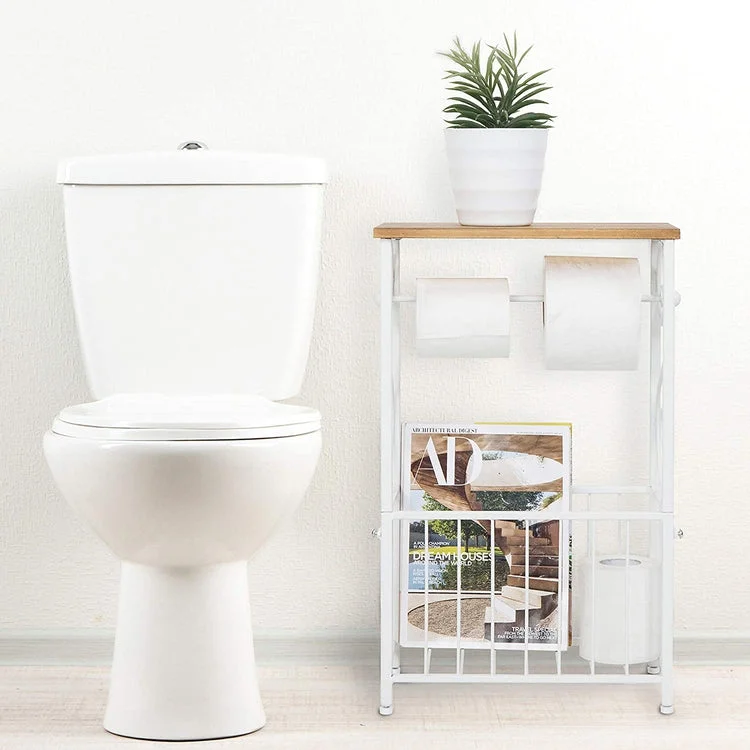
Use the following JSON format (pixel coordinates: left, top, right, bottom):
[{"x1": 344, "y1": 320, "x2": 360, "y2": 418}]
[{"x1": 445, "y1": 128, "x2": 549, "y2": 226}]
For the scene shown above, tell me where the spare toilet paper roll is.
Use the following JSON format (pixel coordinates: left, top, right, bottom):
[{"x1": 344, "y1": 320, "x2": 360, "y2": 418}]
[
  {"x1": 544, "y1": 256, "x2": 641, "y2": 370},
  {"x1": 416, "y1": 277, "x2": 510, "y2": 358},
  {"x1": 578, "y1": 555, "x2": 660, "y2": 665}
]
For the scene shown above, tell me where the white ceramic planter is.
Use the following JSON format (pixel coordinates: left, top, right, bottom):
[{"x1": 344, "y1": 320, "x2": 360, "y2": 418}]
[{"x1": 445, "y1": 128, "x2": 549, "y2": 226}]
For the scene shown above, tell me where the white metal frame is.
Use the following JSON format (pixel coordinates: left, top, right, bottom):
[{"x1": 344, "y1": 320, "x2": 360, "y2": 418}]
[{"x1": 379, "y1": 234, "x2": 678, "y2": 716}]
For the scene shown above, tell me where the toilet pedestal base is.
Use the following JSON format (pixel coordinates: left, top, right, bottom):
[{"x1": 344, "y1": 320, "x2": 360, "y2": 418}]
[{"x1": 104, "y1": 561, "x2": 264, "y2": 741}]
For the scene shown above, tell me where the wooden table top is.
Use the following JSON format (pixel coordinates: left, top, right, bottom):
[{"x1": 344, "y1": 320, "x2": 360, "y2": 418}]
[{"x1": 373, "y1": 223, "x2": 680, "y2": 240}]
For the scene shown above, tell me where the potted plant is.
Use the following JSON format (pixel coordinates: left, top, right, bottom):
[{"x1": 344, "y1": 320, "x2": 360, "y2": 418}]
[{"x1": 440, "y1": 35, "x2": 554, "y2": 226}]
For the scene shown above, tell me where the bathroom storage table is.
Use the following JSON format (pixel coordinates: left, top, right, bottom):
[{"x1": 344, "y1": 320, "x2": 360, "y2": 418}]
[{"x1": 374, "y1": 222, "x2": 680, "y2": 716}]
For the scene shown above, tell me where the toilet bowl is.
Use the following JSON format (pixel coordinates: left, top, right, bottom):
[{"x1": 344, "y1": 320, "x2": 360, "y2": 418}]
[
  {"x1": 47, "y1": 147, "x2": 327, "y2": 739},
  {"x1": 45, "y1": 394, "x2": 321, "y2": 740}
]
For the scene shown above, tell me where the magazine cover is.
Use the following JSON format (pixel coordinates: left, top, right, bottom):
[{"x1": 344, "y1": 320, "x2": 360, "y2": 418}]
[{"x1": 400, "y1": 422, "x2": 572, "y2": 650}]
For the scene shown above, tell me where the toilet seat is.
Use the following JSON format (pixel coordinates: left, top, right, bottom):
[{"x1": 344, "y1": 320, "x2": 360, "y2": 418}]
[{"x1": 52, "y1": 394, "x2": 321, "y2": 441}]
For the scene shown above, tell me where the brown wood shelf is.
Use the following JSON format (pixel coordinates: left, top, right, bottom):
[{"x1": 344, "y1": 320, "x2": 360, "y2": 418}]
[{"x1": 373, "y1": 222, "x2": 680, "y2": 240}]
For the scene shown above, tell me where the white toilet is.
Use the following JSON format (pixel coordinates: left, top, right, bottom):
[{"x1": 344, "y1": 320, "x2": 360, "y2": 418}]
[{"x1": 43, "y1": 145, "x2": 327, "y2": 741}]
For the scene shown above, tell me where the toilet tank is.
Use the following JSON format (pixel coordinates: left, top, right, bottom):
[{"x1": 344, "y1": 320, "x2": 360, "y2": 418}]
[{"x1": 58, "y1": 149, "x2": 327, "y2": 401}]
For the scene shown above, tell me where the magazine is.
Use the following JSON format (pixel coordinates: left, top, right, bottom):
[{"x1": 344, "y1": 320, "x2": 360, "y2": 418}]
[{"x1": 400, "y1": 422, "x2": 572, "y2": 650}]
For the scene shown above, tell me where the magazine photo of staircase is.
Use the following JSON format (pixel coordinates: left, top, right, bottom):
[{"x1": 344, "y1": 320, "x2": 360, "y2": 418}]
[{"x1": 484, "y1": 520, "x2": 560, "y2": 643}]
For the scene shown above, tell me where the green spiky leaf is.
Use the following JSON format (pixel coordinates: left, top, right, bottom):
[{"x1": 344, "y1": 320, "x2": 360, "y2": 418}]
[{"x1": 439, "y1": 35, "x2": 554, "y2": 129}]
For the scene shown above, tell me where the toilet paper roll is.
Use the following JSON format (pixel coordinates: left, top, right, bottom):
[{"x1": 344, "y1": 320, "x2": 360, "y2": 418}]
[
  {"x1": 578, "y1": 555, "x2": 660, "y2": 665},
  {"x1": 416, "y1": 277, "x2": 510, "y2": 358},
  {"x1": 544, "y1": 256, "x2": 641, "y2": 370}
]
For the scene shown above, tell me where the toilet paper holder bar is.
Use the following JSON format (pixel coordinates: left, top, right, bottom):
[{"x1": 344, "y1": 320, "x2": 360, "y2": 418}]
[{"x1": 393, "y1": 292, "x2": 681, "y2": 305}]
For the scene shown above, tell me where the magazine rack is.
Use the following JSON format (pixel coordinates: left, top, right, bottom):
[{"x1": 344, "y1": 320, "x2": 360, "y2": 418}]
[{"x1": 373, "y1": 222, "x2": 681, "y2": 716}]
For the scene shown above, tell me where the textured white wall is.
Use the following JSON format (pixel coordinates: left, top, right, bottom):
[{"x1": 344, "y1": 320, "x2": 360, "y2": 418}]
[{"x1": 0, "y1": 0, "x2": 747, "y2": 635}]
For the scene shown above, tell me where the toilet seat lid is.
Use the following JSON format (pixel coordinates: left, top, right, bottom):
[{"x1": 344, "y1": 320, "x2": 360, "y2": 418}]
[{"x1": 53, "y1": 394, "x2": 321, "y2": 440}]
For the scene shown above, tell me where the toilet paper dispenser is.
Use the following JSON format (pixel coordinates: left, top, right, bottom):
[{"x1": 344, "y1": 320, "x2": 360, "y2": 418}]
[{"x1": 408, "y1": 256, "x2": 680, "y2": 367}]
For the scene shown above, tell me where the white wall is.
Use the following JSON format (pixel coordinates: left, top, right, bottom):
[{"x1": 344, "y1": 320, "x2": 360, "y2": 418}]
[{"x1": 1, "y1": 0, "x2": 747, "y2": 636}]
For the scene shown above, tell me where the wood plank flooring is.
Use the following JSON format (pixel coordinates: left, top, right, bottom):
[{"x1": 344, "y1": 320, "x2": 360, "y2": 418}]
[{"x1": 1, "y1": 665, "x2": 748, "y2": 749}]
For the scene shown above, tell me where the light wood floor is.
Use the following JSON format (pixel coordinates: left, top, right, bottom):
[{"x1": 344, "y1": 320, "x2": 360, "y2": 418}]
[{"x1": 1, "y1": 665, "x2": 749, "y2": 749}]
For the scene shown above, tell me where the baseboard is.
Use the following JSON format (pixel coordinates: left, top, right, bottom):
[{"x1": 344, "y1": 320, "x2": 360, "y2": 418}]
[
  {"x1": 0, "y1": 629, "x2": 116, "y2": 666},
  {"x1": 0, "y1": 628, "x2": 747, "y2": 667},
  {"x1": 674, "y1": 631, "x2": 750, "y2": 666},
  {"x1": 0, "y1": 628, "x2": 380, "y2": 667}
]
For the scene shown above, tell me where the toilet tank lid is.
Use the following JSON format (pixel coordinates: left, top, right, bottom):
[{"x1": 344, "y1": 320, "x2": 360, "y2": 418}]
[{"x1": 57, "y1": 150, "x2": 329, "y2": 186}]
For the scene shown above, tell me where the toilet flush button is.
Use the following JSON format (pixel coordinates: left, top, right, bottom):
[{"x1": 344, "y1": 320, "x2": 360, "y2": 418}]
[{"x1": 178, "y1": 141, "x2": 208, "y2": 151}]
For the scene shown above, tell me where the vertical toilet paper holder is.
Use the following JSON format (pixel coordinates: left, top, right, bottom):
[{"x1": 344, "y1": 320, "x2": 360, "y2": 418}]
[{"x1": 373, "y1": 222, "x2": 680, "y2": 718}]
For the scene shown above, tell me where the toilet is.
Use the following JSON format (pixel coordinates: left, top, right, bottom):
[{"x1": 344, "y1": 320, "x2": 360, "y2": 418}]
[{"x1": 43, "y1": 145, "x2": 327, "y2": 741}]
